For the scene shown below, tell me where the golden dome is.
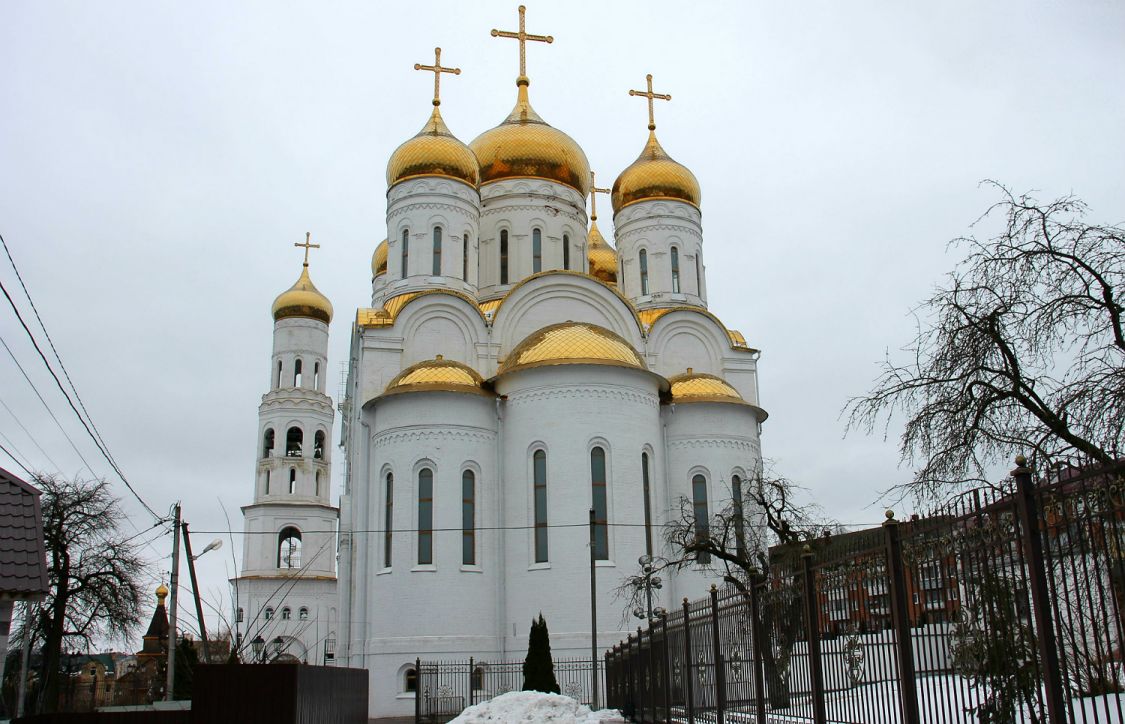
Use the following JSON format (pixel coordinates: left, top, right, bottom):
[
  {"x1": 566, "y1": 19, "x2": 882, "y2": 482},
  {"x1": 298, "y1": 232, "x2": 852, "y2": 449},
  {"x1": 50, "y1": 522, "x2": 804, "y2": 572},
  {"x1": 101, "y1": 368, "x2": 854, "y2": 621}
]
[
  {"x1": 667, "y1": 369, "x2": 745, "y2": 405},
  {"x1": 155, "y1": 583, "x2": 169, "y2": 604},
  {"x1": 372, "y1": 239, "x2": 388, "y2": 277},
  {"x1": 499, "y1": 322, "x2": 645, "y2": 375},
  {"x1": 470, "y1": 82, "x2": 591, "y2": 196},
  {"x1": 386, "y1": 106, "x2": 480, "y2": 189},
  {"x1": 586, "y1": 221, "x2": 617, "y2": 285},
  {"x1": 611, "y1": 131, "x2": 701, "y2": 214},
  {"x1": 383, "y1": 356, "x2": 491, "y2": 397},
  {"x1": 272, "y1": 265, "x2": 333, "y2": 324}
]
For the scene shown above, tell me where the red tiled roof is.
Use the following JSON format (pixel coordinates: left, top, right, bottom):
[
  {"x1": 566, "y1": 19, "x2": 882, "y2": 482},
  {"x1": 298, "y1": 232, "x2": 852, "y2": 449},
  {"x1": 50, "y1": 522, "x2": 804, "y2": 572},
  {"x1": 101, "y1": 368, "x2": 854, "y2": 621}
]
[{"x1": 0, "y1": 467, "x2": 49, "y2": 599}]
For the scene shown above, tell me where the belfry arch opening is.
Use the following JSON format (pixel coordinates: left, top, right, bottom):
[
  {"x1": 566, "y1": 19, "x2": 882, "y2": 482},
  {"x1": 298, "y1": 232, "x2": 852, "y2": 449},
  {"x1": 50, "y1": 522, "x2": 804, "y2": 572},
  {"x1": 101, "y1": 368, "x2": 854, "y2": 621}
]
[
  {"x1": 278, "y1": 527, "x2": 302, "y2": 569},
  {"x1": 314, "y1": 431, "x2": 325, "y2": 460},
  {"x1": 286, "y1": 427, "x2": 303, "y2": 457}
]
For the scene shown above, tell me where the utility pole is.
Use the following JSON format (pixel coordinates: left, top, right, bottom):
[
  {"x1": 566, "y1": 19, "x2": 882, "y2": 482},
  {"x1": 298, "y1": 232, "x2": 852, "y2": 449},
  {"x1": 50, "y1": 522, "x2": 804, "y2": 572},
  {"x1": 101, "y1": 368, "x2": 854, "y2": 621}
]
[
  {"x1": 15, "y1": 602, "x2": 34, "y2": 717},
  {"x1": 181, "y1": 522, "x2": 211, "y2": 665},
  {"x1": 589, "y1": 507, "x2": 598, "y2": 710},
  {"x1": 165, "y1": 503, "x2": 182, "y2": 701}
]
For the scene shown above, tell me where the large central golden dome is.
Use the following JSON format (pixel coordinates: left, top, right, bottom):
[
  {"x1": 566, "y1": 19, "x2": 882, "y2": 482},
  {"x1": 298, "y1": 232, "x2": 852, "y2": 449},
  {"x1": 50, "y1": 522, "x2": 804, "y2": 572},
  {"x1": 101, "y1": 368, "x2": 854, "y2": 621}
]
[
  {"x1": 386, "y1": 106, "x2": 480, "y2": 189},
  {"x1": 499, "y1": 321, "x2": 644, "y2": 375},
  {"x1": 470, "y1": 82, "x2": 591, "y2": 196},
  {"x1": 612, "y1": 130, "x2": 700, "y2": 214}
]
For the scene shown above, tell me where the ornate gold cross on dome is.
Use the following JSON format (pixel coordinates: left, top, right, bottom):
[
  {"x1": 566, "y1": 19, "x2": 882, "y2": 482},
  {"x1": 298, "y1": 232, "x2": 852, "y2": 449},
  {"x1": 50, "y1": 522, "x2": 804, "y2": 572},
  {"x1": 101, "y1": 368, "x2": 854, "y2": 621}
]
[
  {"x1": 294, "y1": 232, "x2": 320, "y2": 267},
  {"x1": 589, "y1": 171, "x2": 610, "y2": 221},
  {"x1": 629, "y1": 74, "x2": 671, "y2": 131},
  {"x1": 414, "y1": 47, "x2": 460, "y2": 107},
  {"x1": 491, "y1": 5, "x2": 553, "y2": 81}
]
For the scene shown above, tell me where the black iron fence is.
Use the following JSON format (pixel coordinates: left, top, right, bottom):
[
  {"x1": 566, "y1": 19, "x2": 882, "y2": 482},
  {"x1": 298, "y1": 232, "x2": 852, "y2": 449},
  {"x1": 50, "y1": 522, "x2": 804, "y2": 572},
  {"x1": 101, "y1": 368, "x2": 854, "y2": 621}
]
[
  {"x1": 414, "y1": 657, "x2": 605, "y2": 723},
  {"x1": 606, "y1": 459, "x2": 1125, "y2": 723}
]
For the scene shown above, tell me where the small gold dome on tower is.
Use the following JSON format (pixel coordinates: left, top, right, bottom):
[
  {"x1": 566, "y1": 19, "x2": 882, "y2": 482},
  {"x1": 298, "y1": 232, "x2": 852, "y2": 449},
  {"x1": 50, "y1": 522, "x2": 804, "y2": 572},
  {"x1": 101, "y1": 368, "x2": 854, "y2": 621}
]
[
  {"x1": 667, "y1": 369, "x2": 745, "y2": 405},
  {"x1": 586, "y1": 222, "x2": 617, "y2": 285},
  {"x1": 386, "y1": 107, "x2": 480, "y2": 189},
  {"x1": 383, "y1": 356, "x2": 491, "y2": 397},
  {"x1": 155, "y1": 582, "x2": 169, "y2": 604},
  {"x1": 611, "y1": 131, "x2": 701, "y2": 214},
  {"x1": 372, "y1": 239, "x2": 388, "y2": 277},
  {"x1": 470, "y1": 83, "x2": 591, "y2": 197},
  {"x1": 272, "y1": 266, "x2": 333, "y2": 324},
  {"x1": 499, "y1": 322, "x2": 645, "y2": 375}
]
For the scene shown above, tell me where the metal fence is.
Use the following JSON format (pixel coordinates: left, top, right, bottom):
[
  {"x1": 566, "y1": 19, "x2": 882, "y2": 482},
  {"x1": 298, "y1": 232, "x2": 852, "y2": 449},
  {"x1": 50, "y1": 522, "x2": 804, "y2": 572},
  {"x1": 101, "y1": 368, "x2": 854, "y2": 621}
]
[
  {"x1": 414, "y1": 656, "x2": 605, "y2": 723},
  {"x1": 606, "y1": 459, "x2": 1125, "y2": 723}
]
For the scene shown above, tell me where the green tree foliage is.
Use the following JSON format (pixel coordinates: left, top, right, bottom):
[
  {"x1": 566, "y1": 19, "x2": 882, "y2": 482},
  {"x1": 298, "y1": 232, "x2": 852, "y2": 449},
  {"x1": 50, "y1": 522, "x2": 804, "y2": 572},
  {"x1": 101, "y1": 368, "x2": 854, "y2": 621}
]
[{"x1": 521, "y1": 613, "x2": 559, "y2": 694}]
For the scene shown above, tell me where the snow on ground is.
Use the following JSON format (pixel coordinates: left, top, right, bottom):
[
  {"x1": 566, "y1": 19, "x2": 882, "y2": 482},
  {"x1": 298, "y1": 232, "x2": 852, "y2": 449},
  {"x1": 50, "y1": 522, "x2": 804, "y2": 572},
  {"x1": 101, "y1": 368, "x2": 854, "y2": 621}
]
[{"x1": 448, "y1": 690, "x2": 624, "y2": 723}]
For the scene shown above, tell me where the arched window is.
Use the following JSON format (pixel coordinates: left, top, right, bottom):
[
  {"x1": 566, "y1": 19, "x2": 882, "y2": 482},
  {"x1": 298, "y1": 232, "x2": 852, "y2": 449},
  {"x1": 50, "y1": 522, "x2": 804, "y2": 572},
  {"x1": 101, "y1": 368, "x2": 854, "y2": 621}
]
[
  {"x1": 314, "y1": 431, "x2": 325, "y2": 460},
  {"x1": 563, "y1": 234, "x2": 570, "y2": 270},
  {"x1": 299, "y1": 607, "x2": 309, "y2": 621},
  {"x1": 314, "y1": 362, "x2": 320, "y2": 390},
  {"x1": 462, "y1": 470, "x2": 476, "y2": 565},
  {"x1": 262, "y1": 429, "x2": 275, "y2": 458},
  {"x1": 281, "y1": 607, "x2": 291, "y2": 621},
  {"x1": 463, "y1": 233, "x2": 469, "y2": 280},
  {"x1": 278, "y1": 527, "x2": 302, "y2": 568},
  {"x1": 384, "y1": 472, "x2": 394, "y2": 568},
  {"x1": 732, "y1": 474, "x2": 745, "y2": 559},
  {"x1": 639, "y1": 249, "x2": 649, "y2": 294},
  {"x1": 641, "y1": 452, "x2": 653, "y2": 557},
  {"x1": 401, "y1": 228, "x2": 410, "y2": 277},
  {"x1": 264, "y1": 607, "x2": 274, "y2": 621},
  {"x1": 286, "y1": 427, "x2": 302, "y2": 457},
  {"x1": 533, "y1": 450, "x2": 548, "y2": 563},
  {"x1": 315, "y1": 471, "x2": 321, "y2": 497},
  {"x1": 692, "y1": 474, "x2": 710, "y2": 563},
  {"x1": 288, "y1": 468, "x2": 296, "y2": 495},
  {"x1": 432, "y1": 226, "x2": 443, "y2": 276},
  {"x1": 236, "y1": 608, "x2": 244, "y2": 623},
  {"x1": 532, "y1": 228, "x2": 542, "y2": 273},
  {"x1": 275, "y1": 360, "x2": 282, "y2": 389},
  {"x1": 404, "y1": 667, "x2": 418, "y2": 693},
  {"x1": 695, "y1": 254, "x2": 701, "y2": 295},
  {"x1": 264, "y1": 469, "x2": 271, "y2": 495},
  {"x1": 500, "y1": 230, "x2": 509, "y2": 284},
  {"x1": 671, "y1": 247, "x2": 681, "y2": 293},
  {"x1": 418, "y1": 468, "x2": 433, "y2": 565},
  {"x1": 591, "y1": 447, "x2": 608, "y2": 560},
  {"x1": 293, "y1": 358, "x2": 302, "y2": 387}
]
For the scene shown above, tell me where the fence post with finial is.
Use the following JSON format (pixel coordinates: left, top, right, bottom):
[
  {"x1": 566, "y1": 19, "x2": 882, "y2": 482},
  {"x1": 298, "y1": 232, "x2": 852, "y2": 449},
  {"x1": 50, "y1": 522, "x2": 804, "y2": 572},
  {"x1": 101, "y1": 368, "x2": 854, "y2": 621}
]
[
  {"x1": 883, "y1": 510, "x2": 921, "y2": 724},
  {"x1": 748, "y1": 569, "x2": 768, "y2": 724},
  {"x1": 682, "y1": 597, "x2": 695, "y2": 724},
  {"x1": 800, "y1": 545, "x2": 828, "y2": 724}
]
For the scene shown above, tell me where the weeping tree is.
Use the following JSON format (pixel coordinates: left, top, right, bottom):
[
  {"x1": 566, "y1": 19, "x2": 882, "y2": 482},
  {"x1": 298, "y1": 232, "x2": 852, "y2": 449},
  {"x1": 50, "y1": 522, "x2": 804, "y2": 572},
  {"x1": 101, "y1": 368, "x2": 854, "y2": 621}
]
[{"x1": 847, "y1": 182, "x2": 1124, "y2": 499}]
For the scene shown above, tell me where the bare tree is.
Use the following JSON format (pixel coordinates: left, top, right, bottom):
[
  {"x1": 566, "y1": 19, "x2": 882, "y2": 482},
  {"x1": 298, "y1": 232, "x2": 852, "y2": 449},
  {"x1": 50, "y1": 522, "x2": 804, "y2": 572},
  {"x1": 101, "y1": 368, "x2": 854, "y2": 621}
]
[
  {"x1": 847, "y1": 182, "x2": 1124, "y2": 499},
  {"x1": 17, "y1": 475, "x2": 149, "y2": 712}
]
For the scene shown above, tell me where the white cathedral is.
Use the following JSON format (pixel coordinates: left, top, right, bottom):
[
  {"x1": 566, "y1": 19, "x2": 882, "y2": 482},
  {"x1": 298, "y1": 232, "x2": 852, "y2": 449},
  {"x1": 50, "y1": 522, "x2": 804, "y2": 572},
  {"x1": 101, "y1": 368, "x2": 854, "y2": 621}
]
[{"x1": 233, "y1": 8, "x2": 767, "y2": 717}]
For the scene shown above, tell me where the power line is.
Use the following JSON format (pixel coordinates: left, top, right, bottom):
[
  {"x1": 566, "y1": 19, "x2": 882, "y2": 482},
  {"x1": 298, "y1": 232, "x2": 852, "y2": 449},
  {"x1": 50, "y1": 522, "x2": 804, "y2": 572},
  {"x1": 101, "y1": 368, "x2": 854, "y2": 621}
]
[
  {"x1": 0, "y1": 439, "x2": 33, "y2": 478},
  {"x1": 194, "y1": 520, "x2": 891, "y2": 536},
  {"x1": 0, "y1": 394, "x2": 63, "y2": 471},
  {"x1": 0, "y1": 276, "x2": 162, "y2": 520}
]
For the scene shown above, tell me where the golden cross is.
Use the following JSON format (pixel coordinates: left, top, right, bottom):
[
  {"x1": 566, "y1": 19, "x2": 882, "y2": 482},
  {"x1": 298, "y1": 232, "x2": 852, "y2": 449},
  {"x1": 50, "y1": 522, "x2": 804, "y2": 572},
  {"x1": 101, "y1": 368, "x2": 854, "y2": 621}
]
[
  {"x1": 628, "y1": 74, "x2": 672, "y2": 131},
  {"x1": 413, "y1": 47, "x2": 460, "y2": 107},
  {"x1": 294, "y1": 231, "x2": 320, "y2": 267},
  {"x1": 589, "y1": 171, "x2": 611, "y2": 221},
  {"x1": 491, "y1": 5, "x2": 553, "y2": 80}
]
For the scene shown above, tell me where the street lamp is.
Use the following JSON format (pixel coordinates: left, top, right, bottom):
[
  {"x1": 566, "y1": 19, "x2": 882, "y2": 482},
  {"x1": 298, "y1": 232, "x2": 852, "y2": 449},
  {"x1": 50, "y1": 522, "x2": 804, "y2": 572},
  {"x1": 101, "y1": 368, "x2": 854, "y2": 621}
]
[
  {"x1": 633, "y1": 555, "x2": 664, "y2": 621},
  {"x1": 192, "y1": 538, "x2": 223, "y2": 561},
  {"x1": 271, "y1": 636, "x2": 285, "y2": 662},
  {"x1": 250, "y1": 635, "x2": 265, "y2": 663}
]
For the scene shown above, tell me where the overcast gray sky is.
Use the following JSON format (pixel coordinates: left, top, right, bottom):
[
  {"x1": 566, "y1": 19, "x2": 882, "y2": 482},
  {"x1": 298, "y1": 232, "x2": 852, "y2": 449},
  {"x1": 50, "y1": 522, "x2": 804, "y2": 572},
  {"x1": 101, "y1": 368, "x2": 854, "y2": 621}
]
[{"x1": 1, "y1": 1, "x2": 1122, "y2": 647}]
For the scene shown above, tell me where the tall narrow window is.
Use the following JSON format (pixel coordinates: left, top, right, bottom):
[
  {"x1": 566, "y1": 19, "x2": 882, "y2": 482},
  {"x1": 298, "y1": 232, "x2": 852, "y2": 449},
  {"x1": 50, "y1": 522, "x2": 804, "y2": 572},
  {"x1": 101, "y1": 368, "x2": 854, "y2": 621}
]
[
  {"x1": 463, "y1": 233, "x2": 469, "y2": 280},
  {"x1": 462, "y1": 470, "x2": 476, "y2": 565},
  {"x1": 500, "y1": 230, "x2": 509, "y2": 284},
  {"x1": 639, "y1": 250, "x2": 649, "y2": 294},
  {"x1": 315, "y1": 471, "x2": 321, "y2": 497},
  {"x1": 278, "y1": 527, "x2": 302, "y2": 568},
  {"x1": 275, "y1": 360, "x2": 282, "y2": 389},
  {"x1": 732, "y1": 474, "x2": 745, "y2": 559},
  {"x1": 695, "y1": 254, "x2": 701, "y2": 295},
  {"x1": 432, "y1": 227, "x2": 442, "y2": 276},
  {"x1": 263, "y1": 429, "x2": 275, "y2": 458},
  {"x1": 418, "y1": 468, "x2": 433, "y2": 565},
  {"x1": 314, "y1": 362, "x2": 320, "y2": 390},
  {"x1": 641, "y1": 452, "x2": 653, "y2": 557},
  {"x1": 314, "y1": 431, "x2": 325, "y2": 460},
  {"x1": 289, "y1": 468, "x2": 297, "y2": 495},
  {"x1": 532, "y1": 228, "x2": 542, "y2": 273},
  {"x1": 401, "y1": 229, "x2": 410, "y2": 277},
  {"x1": 590, "y1": 447, "x2": 608, "y2": 560},
  {"x1": 293, "y1": 358, "x2": 303, "y2": 387},
  {"x1": 286, "y1": 427, "x2": 303, "y2": 457},
  {"x1": 692, "y1": 474, "x2": 710, "y2": 563},
  {"x1": 384, "y1": 472, "x2": 394, "y2": 568},
  {"x1": 533, "y1": 450, "x2": 548, "y2": 563},
  {"x1": 563, "y1": 234, "x2": 570, "y2": 270},
  {"x1": 264, "y1": 469, "x2": 271, "y2": 495},
  {"x1": 671, "y1": 247, "x2": 681, "y2": 293}
]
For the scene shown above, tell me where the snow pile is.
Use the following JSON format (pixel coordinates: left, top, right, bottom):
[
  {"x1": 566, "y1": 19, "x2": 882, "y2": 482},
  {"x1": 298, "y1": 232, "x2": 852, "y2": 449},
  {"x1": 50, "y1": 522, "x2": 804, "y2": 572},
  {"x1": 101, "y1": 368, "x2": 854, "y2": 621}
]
[{"x1": 448, "y1": 690, "x2": 625, "y2": 723}]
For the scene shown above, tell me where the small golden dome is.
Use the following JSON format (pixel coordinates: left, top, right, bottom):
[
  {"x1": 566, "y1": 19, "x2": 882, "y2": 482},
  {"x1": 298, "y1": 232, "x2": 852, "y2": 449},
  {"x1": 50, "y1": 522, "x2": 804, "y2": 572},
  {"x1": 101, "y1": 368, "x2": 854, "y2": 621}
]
[
  {"x1": 386, "y1": 107, "x2": 480, "y2": 189},
  {"x1": 470, "y1": 83, "x2": 591, "y2": 197},
  {"x1": 667, "y1": 369, "x2": 745, "y2": 405},
  {"x1": 384, "y1": 356, "x2": 491, "y2": 397},
  {"x1": 499, "y1": 322, "x2": 645, "y2": 375},
  {"x1": 586, "y1": 221, "x2": 617, "y2": 285},
  {"x1": 272, "y1": 265, "x2": 333, "y2": 324},
  {"x1": 155, "y1": 583, "x2": 169, "y2": 604},
  {"x1": 372, "y1": 239, "x2": 388, "y2": 277},
  {"x1": 611, "y1": 131, "x2": 701, "y2": 214}
]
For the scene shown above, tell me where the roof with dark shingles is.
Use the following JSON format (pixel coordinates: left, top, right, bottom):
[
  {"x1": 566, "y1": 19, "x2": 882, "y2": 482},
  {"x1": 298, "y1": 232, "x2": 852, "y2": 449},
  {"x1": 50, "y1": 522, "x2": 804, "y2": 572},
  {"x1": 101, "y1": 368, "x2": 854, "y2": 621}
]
[{"x1": 0, "y1": 466, "x2": 49, "y2": 599}]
